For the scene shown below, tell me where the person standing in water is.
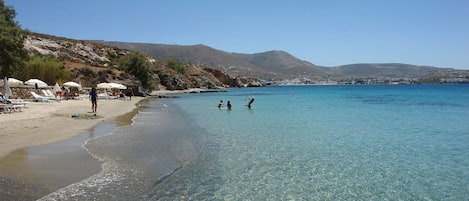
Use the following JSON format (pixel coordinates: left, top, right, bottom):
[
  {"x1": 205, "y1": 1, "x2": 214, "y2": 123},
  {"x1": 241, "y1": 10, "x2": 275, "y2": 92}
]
[
  {"x1": 247, "y1": 97, "x2": 254, "y2": 109},
  {"x1": 90, "y1": 87, "x2": 98, "y2": 113},
  {"x1": 227, "y1": 100, "x2": 232, "y2": 110},
  {"x1": 218, "y1": 100, "x2": 223, "y2": 109}
]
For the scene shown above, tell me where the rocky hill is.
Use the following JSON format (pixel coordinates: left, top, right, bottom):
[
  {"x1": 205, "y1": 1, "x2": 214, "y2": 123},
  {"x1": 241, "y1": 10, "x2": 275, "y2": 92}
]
[
  {"x1": 96, "y1": 42, "x2": 326, "y2": 81},
  {"x1": 24, "y1": 33, "x2": 261, "y2": 92},
  {"x1": 97, "y1": 41, "x2": 469, "y2": 84}
]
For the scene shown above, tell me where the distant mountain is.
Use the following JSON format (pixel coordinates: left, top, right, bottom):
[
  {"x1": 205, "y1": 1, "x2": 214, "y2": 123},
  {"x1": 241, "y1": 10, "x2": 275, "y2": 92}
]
[
  {"x1": 96, "y1": 41, "x2": 325, "y2": 81},
  {"x1": 324, "y1": 63, "x2": 449, "y2": 78},
  {"x1": 96, "y1": 41, "x2": 465, "y2": 83}
]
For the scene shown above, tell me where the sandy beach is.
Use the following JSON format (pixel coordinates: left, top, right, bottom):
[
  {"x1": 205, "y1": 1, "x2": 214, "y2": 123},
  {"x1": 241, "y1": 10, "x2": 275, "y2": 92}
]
[
  {"x1": 0, "y1": 97, "x2": 145, "y2": 159},
  {"x1": 0, "y1": 88, "x2": 214, "y2": 200}
]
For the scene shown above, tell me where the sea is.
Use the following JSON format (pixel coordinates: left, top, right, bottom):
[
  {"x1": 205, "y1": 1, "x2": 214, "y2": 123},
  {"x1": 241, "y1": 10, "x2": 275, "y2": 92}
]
[{"x1": 40, "y1": 84, "x2": 469, "y2": 200}]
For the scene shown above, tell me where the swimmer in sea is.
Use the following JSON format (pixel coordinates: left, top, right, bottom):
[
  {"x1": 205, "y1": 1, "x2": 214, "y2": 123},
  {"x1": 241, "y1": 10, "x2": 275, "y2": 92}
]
[
  {"x1": 247, "y1": 97, "x2": 254, "y2": 109},
  {"x1": 227, "y1": 100, "x2": 232, "y2": 110},
  {"x1": 218, "y1": 100, "x2": 223, "y2": 109}
]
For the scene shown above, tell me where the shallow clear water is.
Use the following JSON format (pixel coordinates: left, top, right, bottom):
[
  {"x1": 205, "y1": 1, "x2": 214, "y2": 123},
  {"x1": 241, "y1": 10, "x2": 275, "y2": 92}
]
[
  {"x1": 42, "y1": 85, "x2": 469, "y2": 200},
  {"x1": 151, "y1": 85, "x2": 469, "y2": 200}
]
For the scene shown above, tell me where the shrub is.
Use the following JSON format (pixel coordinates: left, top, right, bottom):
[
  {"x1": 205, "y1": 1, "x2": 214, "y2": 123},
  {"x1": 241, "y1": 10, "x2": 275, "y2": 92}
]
[{"x1": 166, "y1": 58, "x2": 186, "y2": 74}]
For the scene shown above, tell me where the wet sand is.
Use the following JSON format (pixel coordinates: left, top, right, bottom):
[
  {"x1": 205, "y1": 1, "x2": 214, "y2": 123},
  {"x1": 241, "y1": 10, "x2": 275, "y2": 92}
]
[{"x1": 0, "y1": 97, "x2": 144, "y2": 200}]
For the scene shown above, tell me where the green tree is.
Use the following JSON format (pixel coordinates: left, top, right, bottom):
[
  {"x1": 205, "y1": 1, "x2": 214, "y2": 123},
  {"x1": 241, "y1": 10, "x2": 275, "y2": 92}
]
[
  {"x1": 119, "y1": 52, "x2": 155, "y2": 91},
  {"x1": 0, "y1": 0, "x2": 27, "y2": 77},
  {"x1": 166, "y1": 58, "x2": 186, "y2": 74},
  {"x1": 14, "y1": 55, "x2": 70, "y2": 84}
]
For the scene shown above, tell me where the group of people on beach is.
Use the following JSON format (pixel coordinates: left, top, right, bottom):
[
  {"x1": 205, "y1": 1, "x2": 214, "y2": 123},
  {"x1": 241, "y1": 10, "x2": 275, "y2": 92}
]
[{"x1": 217, "y1": 97, "x2": 254, "y2": 110}]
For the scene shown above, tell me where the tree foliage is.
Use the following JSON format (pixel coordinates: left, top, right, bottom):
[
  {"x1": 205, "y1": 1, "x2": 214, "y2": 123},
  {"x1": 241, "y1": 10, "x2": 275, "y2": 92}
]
[
  {"x1": 119, "y1": 51, "x2": 155, "y2": 91},
  {"x1": 0, "y1": 0, "x2": 27, "y2": 77},
  {"x1": 166, "y1": 58, "x2": 186, "y2": 74},
  {"x1": 14, "y1": 55, "x2": 71, "y2": 85}
]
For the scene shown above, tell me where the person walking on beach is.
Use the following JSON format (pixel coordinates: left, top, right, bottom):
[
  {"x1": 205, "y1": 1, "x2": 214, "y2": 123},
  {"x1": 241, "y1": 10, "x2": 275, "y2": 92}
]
[
  {"x1": 90, "y1": 87, "x2": 98, "y2": 113},
  {"x1": 227, "y1": 100, "x2": 232, "y2": 110},
  {"x1": 127, "y1": 87, "x2": 134, "y2": 100},
  {"x1": 218, "y1": 100, "x2": 223, "y2": 109}
]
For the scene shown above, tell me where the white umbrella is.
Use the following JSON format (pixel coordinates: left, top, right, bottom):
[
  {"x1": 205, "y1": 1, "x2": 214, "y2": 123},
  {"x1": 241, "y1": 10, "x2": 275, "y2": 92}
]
[
  {"x1": 97, "y1": 82, "x2": 112, "y2": 89},
  {"x1": 9, "y1": 78, "x2": 24, "y2": 87},
  {"x1": 0, "y1": 77, "x2": 23, "y2": 87},
  {"x1": 2, "y1": 77, "x2": 12, "y2": 99},
  {"x1": 63, "y1": 81, "x2": 82, "y2": 90},
  {"x1": 108, "y1": 83, "x2": 127, "y2": 89},
  {"x1": 25, "y1": 79, "x2": 48, "y2": 88}
]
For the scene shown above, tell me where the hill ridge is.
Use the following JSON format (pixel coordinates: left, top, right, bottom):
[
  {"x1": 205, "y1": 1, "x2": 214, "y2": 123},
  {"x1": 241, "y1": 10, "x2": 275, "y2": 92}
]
[{"x1": 95, "y1": 40, "x2": 469, "y2": 84}]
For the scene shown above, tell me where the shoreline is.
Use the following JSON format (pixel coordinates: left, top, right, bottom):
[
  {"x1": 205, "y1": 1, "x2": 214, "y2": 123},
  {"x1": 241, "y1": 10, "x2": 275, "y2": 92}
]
[
  {"x1": 0, "y1": 96, "x2": 147, "y2": 200},
  {"x1": 0, "y1": 88, "x2": 220, "y2": 200},
  {"x1": 0, "y1": 97, "x2": 145, "y2": 159}
]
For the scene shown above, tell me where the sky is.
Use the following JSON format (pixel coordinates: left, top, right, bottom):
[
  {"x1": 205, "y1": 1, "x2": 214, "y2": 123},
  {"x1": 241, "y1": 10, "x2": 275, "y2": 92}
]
[{"x1": 5, "y1": 0, "x2": 469, "y2": 70}]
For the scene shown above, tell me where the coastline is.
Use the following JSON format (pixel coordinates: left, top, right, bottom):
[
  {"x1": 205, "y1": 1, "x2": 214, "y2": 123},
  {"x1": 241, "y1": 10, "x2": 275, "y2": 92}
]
[
  {"x1": 0, "y1": 97, "x2": 145, "y2": 159},
  {"x1": 0, "y1": 88, "x2": 219, "y2": 200},
  {"x1": 0, "y1": 96, "x2": 146, "y2": 200}
]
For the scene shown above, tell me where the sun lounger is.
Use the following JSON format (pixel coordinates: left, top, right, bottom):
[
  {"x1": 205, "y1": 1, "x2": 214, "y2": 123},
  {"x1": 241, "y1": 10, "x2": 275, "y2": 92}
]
[
  {"x1": 42, "y1": 90, "x2": 58, "y2": 101},
  {"x1": 10, "y1": 103, "x2": 24, "y2": 112},
  {"x1": 31, "y1": 91, "x2": 51, "y2": 102},
  {"x1": 97, "y1": 93, "x2": 117, "y2": 99},
  {"x1": 0, "y1": 103, "x2": 24, "y2": 113},
  {"x1": 67, "y1": 93, "x2": 85, "y2": 100},
  {"x1": 0, "y1": 103, "x2": 12, "y2": 113},
  {"x1": 9, "y1": 99, "x2": 28, "y2": 107}
]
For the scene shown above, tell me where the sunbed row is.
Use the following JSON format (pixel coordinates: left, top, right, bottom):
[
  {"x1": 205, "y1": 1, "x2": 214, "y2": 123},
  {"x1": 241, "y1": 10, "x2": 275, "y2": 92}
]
[
  {"x1": 30, "y1": 90, "x2": 86, "y2": 102},
  {"x1": 0, "y1": 102, "x2": 25, "y2": 113}
]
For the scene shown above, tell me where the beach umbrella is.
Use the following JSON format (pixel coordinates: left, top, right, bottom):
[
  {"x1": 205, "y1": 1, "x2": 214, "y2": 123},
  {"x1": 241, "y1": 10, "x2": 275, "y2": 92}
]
[
  {"x1": 9, "y1": 78, "x2": 24, "y2": 87},
  {"x1": 63, "y1": 81, "x2": 82, "y2": 90},
  {"x1": 2, "y1": 77, "x2": 12, "y2": 99},
  {"x1": 0, "y1": 77, "x2": 23, "y2": 87},
  {"x1": 97, "y1": 82, "x2": 112, "y2": 89},
  {"x1": 25, "y1": 78, "x2": 48, "y2": 88},
  {"x1": 53, "y1": 83, "x2": 61, "y2": 94},
  {"x1": 108, "y1": 82, "x2": 127, "y2": 89}
]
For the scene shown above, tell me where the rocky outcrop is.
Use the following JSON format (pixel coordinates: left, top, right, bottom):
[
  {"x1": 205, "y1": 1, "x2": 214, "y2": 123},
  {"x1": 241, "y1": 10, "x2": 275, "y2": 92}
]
[
  {"x1": 203, "y1": 68, "x2": 263, "y2": 87},
  {"x1": 156, "y1": 64, "x2": 223, "y2": 90},
  {"x1": 24, "y1": 34, "x2": 125, "y2": 67}
]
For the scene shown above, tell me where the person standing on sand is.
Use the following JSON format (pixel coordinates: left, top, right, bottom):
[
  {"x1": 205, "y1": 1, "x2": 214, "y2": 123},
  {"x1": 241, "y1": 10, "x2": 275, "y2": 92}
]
[
  {"x1": 127, "y1": 87, "x2": 134, "y2": 100},
  {"x1": 90, "y1": 87, "x2": 98, "y2": 113}
]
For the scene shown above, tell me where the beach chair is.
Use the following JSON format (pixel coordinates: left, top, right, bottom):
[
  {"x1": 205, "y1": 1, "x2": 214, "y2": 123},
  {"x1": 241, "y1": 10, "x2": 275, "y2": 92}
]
[
  {"x1": 0, "y1": 103, "x2": 25, "y2": 113},
  {"x1": 11, "y1": 103, "x2": 24, "y2": 112},
  {"x1": 8, "y1": 99, "x2": 28, "y2": 107},
  {"x1": 42, "y1": 90, "x2": 58, "y2": 101},
  {"x1": 46, "y1": 89, "x2": 56, "y2": 97},
  {"x1": 97, "y1": 92, "x2": 115, "y2": 99},
  {"x1": 0, "y1": 95, "x2": 26, "y2": 112},
  {"x1": 31, "y1": 91, "x2": 50, "y2": 102},
  {"x1": 0, "y1": 104, "x2": 12, "y2": 113}
]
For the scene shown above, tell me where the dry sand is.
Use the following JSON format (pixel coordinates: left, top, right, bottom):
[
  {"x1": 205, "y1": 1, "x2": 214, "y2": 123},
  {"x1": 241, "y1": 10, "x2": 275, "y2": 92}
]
[{"x1": 0, "y1": 97, "x2": 145, "y2": 159}]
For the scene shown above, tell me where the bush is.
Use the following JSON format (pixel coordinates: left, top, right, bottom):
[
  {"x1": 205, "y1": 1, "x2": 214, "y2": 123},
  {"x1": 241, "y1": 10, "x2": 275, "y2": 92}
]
[
  {"x1": 119, "y1": 51, "x2": 155, "y2": 91},
  {"x1": 13, "y1": 55, "x2": 71, "y2": 84},
  {"x1": 166, "y1": 58, "x2": 186, "y2": 74}
]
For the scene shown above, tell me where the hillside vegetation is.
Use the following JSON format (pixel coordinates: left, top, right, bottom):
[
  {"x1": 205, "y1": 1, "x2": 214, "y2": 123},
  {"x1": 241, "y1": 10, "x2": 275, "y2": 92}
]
[{"x1": 25, "y1": 33, "x2": 264, "y2": 91}]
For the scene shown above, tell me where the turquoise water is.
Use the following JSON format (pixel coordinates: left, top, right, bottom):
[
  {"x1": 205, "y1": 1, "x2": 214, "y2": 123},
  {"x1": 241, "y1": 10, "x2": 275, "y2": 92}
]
[{"x1": 42, "y1": 85, "x2": 469, "y2": 200}]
